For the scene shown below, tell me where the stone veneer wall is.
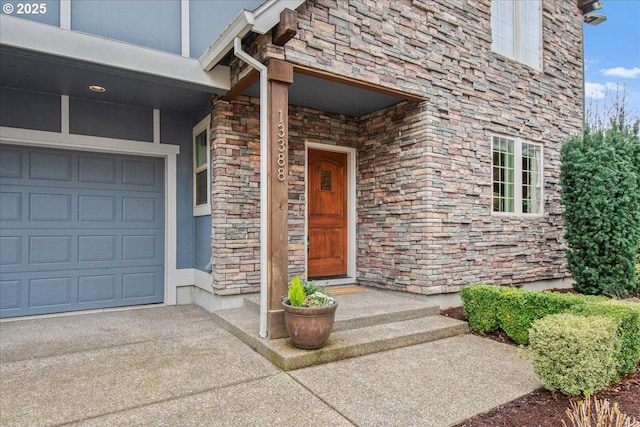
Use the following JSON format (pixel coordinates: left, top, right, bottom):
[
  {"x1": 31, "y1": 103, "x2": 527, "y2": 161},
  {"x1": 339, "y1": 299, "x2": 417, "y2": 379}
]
[
  {"x1": 210, "y1": 97, "x2": 261, "y2": 295},
  {"x1": 211, "y1": 0, "x2": 584, "y2": 296},
  {"x1": 283, "y1": 0, "x2": 583, "y2": 295},
  {"x1": 210, "y1": 97, "x2": 358, "y2": 295}
]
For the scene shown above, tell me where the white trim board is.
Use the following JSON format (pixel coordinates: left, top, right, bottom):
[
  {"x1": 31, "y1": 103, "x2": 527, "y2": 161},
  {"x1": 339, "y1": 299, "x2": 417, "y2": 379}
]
[
  {"x1": 0, "y1": 126, "x2": 181, "y2": 306},
  {"x1": 0, "y1": 14, "x2": 230, "y2": 91}
]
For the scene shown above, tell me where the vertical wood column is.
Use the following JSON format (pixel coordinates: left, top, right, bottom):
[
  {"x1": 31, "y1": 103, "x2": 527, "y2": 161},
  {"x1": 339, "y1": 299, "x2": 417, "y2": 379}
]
[{"x1": 266, "y1": 59, "x2": 293, "y2": 339}]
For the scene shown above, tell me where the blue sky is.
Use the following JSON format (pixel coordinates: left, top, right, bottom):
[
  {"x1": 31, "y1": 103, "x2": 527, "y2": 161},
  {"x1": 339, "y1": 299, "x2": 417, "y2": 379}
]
[{"x1": 583, "y1": 0, "x2": 640, "y2": 119}]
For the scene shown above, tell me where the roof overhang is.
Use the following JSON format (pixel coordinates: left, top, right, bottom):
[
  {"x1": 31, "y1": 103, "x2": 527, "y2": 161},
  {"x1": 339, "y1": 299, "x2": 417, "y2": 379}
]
[
  {"x1": 1, "y1": 13, "x2": 230, "y2": 91},
  {"x1": 199, "y1": 0, "x2": 305, "y2": 71}
]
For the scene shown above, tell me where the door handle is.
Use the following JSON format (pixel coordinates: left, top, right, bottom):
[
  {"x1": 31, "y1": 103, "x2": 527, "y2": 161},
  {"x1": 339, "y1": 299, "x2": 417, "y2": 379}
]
[{"x1": 307, "y1": 237, "x2": 310, "y2": 253}]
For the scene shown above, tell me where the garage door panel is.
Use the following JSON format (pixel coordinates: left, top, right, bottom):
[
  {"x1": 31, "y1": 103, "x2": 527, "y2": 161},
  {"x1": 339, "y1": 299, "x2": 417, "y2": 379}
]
[
  {"x1": 78, "y1": 155, "x2": 116, "y2": 184},
  {"x1": 78, "y1": 235, "x2": 116, "y2": 262},
  {"x1": 123, "y1": 196, "x2": 159, "y2": 223},
  {"x1": 29, "y1": 235, "x2": 72, "y2": 264},
  {"x1": 122, "y1": 271, "x2": 161, "y2": 299},
  {"x1": 0, "y1": 144, "x2": 164, "y2": 318},
  {"x1": 123, "y1": 158, "x2": 159, "y2": 186},
  {"x1": 30, "y1": 193, "x2": 72, "y2": 221},
  {"x1": 0, "y1": 192, "x2": 21, "y2": 221},
  {"x1": 0, "y1": 280, "x2": 21, "y2": 310},
  {"x1": 29, "y1": 277, "x2": 72, "y2": 307},
  {"x1": 79, "y1": 195, "x2": 117, "y2": 222},
  {"x1": 78, "y1": 275, "x2": 116, "y2": 303},
  {"x1": 123, "y1": 235, "x2": 157, "y2": 261},
  {"x1": 30, "y1": 150, "x2": 72, "y2": 181},
  {"x1": 0, "y1": 149, "x2": 22, "y2": 178},
  {"x1": 0, "y1": 236, "x2": 21, "y2": 265}
]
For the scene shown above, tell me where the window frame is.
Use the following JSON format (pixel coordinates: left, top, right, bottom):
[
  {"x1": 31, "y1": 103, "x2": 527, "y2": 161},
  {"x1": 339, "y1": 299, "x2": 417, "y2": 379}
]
[
  {"x1": 491, "y1": 134, "x2": 544, "y2": 216},
  {"x1": 193, "y1": 114, "x2": 211, "y2": 217},
  {"x1": 490, "y1": 0, "x2": 543, "y2": 70}
]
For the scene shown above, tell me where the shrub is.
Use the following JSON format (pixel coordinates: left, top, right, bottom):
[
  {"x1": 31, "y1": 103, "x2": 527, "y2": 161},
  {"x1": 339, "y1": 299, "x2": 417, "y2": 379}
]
[
  {"x1": 460, "y1": 285, "x2": 504, "y2": 335},
  {"x1": 460, "y1": 284, "x2": 603, "y2": 345},
  {"x1": 570, "y1": 300, "x2": 640, "y2": 375},
  {"x1": 560, "y1": 126, "x2": 640, "y2": 298},
  {"x1": 496, "y1": 289, "x2": 593, "y2": 345},
  {"x1": 528, "y1": 313, "x2": 621, "y2": 396},
  {"x1": 562, "y1": 395, "x2": 640, "y2": 427}
]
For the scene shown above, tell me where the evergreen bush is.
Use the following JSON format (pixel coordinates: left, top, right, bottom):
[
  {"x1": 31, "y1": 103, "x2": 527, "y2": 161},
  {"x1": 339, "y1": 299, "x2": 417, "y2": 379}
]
[
  {"x1": 528, "y1": 313, "x2": 621, "y2": 396},
  {"x1": 460, "y1": 285, "x2": 504, "y2": 335},
  {"x1": 496, "y1": 289, "x2": 592, "y2": 345},
  {"x1": 560, "y1": 125, "x2": 640, "y2": 297},
  {"x1": 570, "y1": 300, "x2": 640, "y2": 375}
]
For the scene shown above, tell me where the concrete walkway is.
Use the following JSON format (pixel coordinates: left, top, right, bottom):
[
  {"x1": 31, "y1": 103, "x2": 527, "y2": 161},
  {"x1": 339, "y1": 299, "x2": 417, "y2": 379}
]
[{"x1": 0, "y1": 305, "x2": 541, "y2": 427}]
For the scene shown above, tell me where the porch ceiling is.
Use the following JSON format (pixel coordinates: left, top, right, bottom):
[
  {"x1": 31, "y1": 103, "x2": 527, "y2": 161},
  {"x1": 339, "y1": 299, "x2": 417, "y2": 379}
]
[
  {"x1": 0, "y1": 46, "x2": 222, "y2": 114},
  {"x1": 1, "y1": 45, "x2": 415, "y2": 117},
  {"x1": 243, "y1": 72, "x2": 408, "y2": 117}
]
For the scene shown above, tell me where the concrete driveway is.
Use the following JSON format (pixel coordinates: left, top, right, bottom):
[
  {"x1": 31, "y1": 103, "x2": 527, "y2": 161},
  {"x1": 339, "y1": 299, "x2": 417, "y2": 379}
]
[{"x1": 0, "y1": 305, "x2": 540, "y2": 426}]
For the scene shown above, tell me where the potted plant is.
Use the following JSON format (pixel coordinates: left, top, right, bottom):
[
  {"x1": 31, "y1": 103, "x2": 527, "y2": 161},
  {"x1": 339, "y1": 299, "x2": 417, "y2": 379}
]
[{"x1": 281, "y1": 275, "x2": 338, "y2": 349}]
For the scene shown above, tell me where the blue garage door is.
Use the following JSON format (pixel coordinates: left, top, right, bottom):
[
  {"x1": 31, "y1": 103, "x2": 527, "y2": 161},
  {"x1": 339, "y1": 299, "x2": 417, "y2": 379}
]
[{"x1": 0, "y1": 144, "x2": 164, "y2": 318}]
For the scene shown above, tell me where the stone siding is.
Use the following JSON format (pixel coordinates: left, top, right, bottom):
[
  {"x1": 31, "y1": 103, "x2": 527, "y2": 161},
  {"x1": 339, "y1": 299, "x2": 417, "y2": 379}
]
[{"x1": 210, "y1": 0, "x2": 584, "y2": 295}]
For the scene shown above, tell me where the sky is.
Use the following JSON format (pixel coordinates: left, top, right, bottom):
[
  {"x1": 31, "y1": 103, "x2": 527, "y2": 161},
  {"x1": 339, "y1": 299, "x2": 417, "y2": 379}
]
[{"x1": 583, "y1": 0, "x2": 640, "y2": 120}]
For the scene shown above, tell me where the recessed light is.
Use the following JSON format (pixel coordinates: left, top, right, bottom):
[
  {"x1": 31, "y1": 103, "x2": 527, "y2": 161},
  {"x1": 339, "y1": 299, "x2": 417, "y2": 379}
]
[{"x1": 89, "y1": 85, "x2": 106, "y2": 93}]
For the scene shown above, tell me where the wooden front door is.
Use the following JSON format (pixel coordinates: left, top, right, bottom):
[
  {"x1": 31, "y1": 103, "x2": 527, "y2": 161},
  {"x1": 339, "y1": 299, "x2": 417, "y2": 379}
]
[{"x1": 308, "y1": 149, "x2": 348, "y2": 278}]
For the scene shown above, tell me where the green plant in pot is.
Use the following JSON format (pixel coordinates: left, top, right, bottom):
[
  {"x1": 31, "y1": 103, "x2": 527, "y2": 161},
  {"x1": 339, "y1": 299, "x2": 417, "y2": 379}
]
[{"x1": 281, "y1": 275, "x2": 338, "y2": 349}]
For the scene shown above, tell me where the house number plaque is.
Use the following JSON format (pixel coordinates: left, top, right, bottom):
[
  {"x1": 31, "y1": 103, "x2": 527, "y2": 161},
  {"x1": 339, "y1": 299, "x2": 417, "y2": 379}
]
[{"x1": 276, "y1": 109, "x2": 286, "y2": 182}]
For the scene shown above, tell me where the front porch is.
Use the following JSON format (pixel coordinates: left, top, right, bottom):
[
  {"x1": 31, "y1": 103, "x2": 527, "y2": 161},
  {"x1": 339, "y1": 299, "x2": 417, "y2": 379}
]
[{"x1": 213, "y1": 285, "x2": 468, "y2": 370}]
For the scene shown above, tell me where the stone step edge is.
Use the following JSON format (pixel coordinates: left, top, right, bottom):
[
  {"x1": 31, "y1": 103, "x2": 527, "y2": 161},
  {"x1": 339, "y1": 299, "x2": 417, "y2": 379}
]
[
  {"x1": 212, "y1": 308, "x2": 469, "y2": 371},
  {"x1": 242, "y1": 297, "x2": 441, "y2": 332}
]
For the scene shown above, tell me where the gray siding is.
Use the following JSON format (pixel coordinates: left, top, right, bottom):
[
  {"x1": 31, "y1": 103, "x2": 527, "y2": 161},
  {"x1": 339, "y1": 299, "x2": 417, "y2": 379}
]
[
  {"x1": 69, "y1": 98, "x2": 153, "y2": 142},
  {"x1": 1, "y1": 0, "x2": 60, "y2": 26},
  {"x1": 195, "y1": 215, "x2": 212, "y2": 272},
  {"x1": 71, "y1": 0, "x2": 181, "y2": 54},
  {"x1": 160, "y1": 111, "x2": 196, "y2": 270},
  {"x1": 0, "y1": 87, "x2": 61, "y2": 132}
]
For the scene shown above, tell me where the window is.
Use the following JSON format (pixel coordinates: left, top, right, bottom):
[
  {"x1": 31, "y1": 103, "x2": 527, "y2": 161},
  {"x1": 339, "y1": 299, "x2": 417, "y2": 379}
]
[
  {"x1": 491, "y1": 0, "x2": 541, "y2": 69},
  {"x1": 193, "y1": 115, "x2": 211, "y2": 216},
  {"x1": 492, "y1": 136, "x2": 543, "y2": 215}
]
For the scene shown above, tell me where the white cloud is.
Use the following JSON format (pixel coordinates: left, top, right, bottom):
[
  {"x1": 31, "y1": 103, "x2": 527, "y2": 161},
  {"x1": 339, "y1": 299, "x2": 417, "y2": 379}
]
[
  {"x1": 585, "y1": 82, "x2": 622, "y2": 100},
  {"x1": 601, "y1": 67, "x2": 640, "y2": 78},
  {"x1": 585, "y1": 82, "x2": 606, "y2": 99}
]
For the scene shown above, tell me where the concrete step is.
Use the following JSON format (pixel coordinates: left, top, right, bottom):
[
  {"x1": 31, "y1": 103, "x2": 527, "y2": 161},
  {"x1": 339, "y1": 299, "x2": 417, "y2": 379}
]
[
  {"x1": 243, "y1": 289, "x2": 441, "y2": 332},
  {"x1": 213, "y1": 291, "x2": 469, "y2": 371}
]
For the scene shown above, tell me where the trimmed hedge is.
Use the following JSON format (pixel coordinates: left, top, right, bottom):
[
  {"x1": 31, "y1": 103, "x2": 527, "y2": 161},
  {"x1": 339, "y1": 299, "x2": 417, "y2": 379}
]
[
  {"x1": 570, "y1": 300, "x2": 640, "y2": 375},
  {"x1": 528, "y1": 313, "x2": 621, "y2": 396},
  {"x1": 461, "y1": 284, "x2": 640, "y2": 379},
  {"x1": 460, "y1": 285, "x2": 604, "y2": 345},
  {"x1": 459, "y1": 285, "x2": 503, "y2": 335}
]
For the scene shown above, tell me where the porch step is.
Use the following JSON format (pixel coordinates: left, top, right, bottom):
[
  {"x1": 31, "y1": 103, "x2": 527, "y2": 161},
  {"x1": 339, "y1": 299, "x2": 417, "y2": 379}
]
[{"x1": 213, "y1": 288, "x2": 469, "y2": 371}]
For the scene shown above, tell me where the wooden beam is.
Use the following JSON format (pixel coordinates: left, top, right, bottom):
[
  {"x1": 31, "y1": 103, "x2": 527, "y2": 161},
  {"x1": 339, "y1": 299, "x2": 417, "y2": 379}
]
[
  {"x1": 266, "y1": 59, "x2": 294, "y2": 339},
  {"x1": 293, "y1": 64, "x2": 428, "y2": 103},
  {"x1": 222, "y1": 68, "x2": 259, "y2": 101},
  {"x1": 272, "y1": 8, "x2": 298, "y2": 46}
]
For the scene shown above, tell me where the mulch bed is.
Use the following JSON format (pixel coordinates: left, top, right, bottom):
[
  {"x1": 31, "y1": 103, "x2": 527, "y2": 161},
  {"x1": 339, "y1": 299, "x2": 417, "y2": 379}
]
[{"x1": 440, "y1": 306, "x2": 640, "y2": 427}]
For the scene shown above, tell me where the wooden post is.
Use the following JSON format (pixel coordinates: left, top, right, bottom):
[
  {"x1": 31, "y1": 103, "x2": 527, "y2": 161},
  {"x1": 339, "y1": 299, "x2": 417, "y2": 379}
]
[{"x1": 266, "y1": 59, "x2": 293, "y2": 339}]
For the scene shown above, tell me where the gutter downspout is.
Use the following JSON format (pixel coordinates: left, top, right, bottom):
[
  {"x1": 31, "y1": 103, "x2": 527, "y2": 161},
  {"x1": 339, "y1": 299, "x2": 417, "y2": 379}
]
[{"x1": 233, "y1": 37, "x2": 269, "y2": 338}]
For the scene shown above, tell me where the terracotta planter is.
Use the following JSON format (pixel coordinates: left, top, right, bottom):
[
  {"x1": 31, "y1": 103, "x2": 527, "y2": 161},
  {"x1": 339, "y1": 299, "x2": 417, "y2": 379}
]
[{"x1": 281, "y1": 300, "x2": 338, "y2": 349}]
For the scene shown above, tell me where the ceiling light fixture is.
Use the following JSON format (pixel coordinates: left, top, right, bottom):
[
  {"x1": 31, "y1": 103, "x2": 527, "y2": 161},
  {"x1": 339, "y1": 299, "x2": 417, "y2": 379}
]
[{"x1": 89, "y1": 85, "x2": 106, "y2": 93}]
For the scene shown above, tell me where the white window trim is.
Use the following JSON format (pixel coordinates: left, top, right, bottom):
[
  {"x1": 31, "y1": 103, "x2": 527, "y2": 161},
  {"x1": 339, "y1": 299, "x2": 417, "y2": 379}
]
[
  {"x1": 491, "y1": 134, "x2": 544, "y2": 217},
  {"x1": 491, "y1": 0, "x2": 543, "y2": 71},
  {"x1": 193, "y1": 114, "x2": 211, "y2": 217}
]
